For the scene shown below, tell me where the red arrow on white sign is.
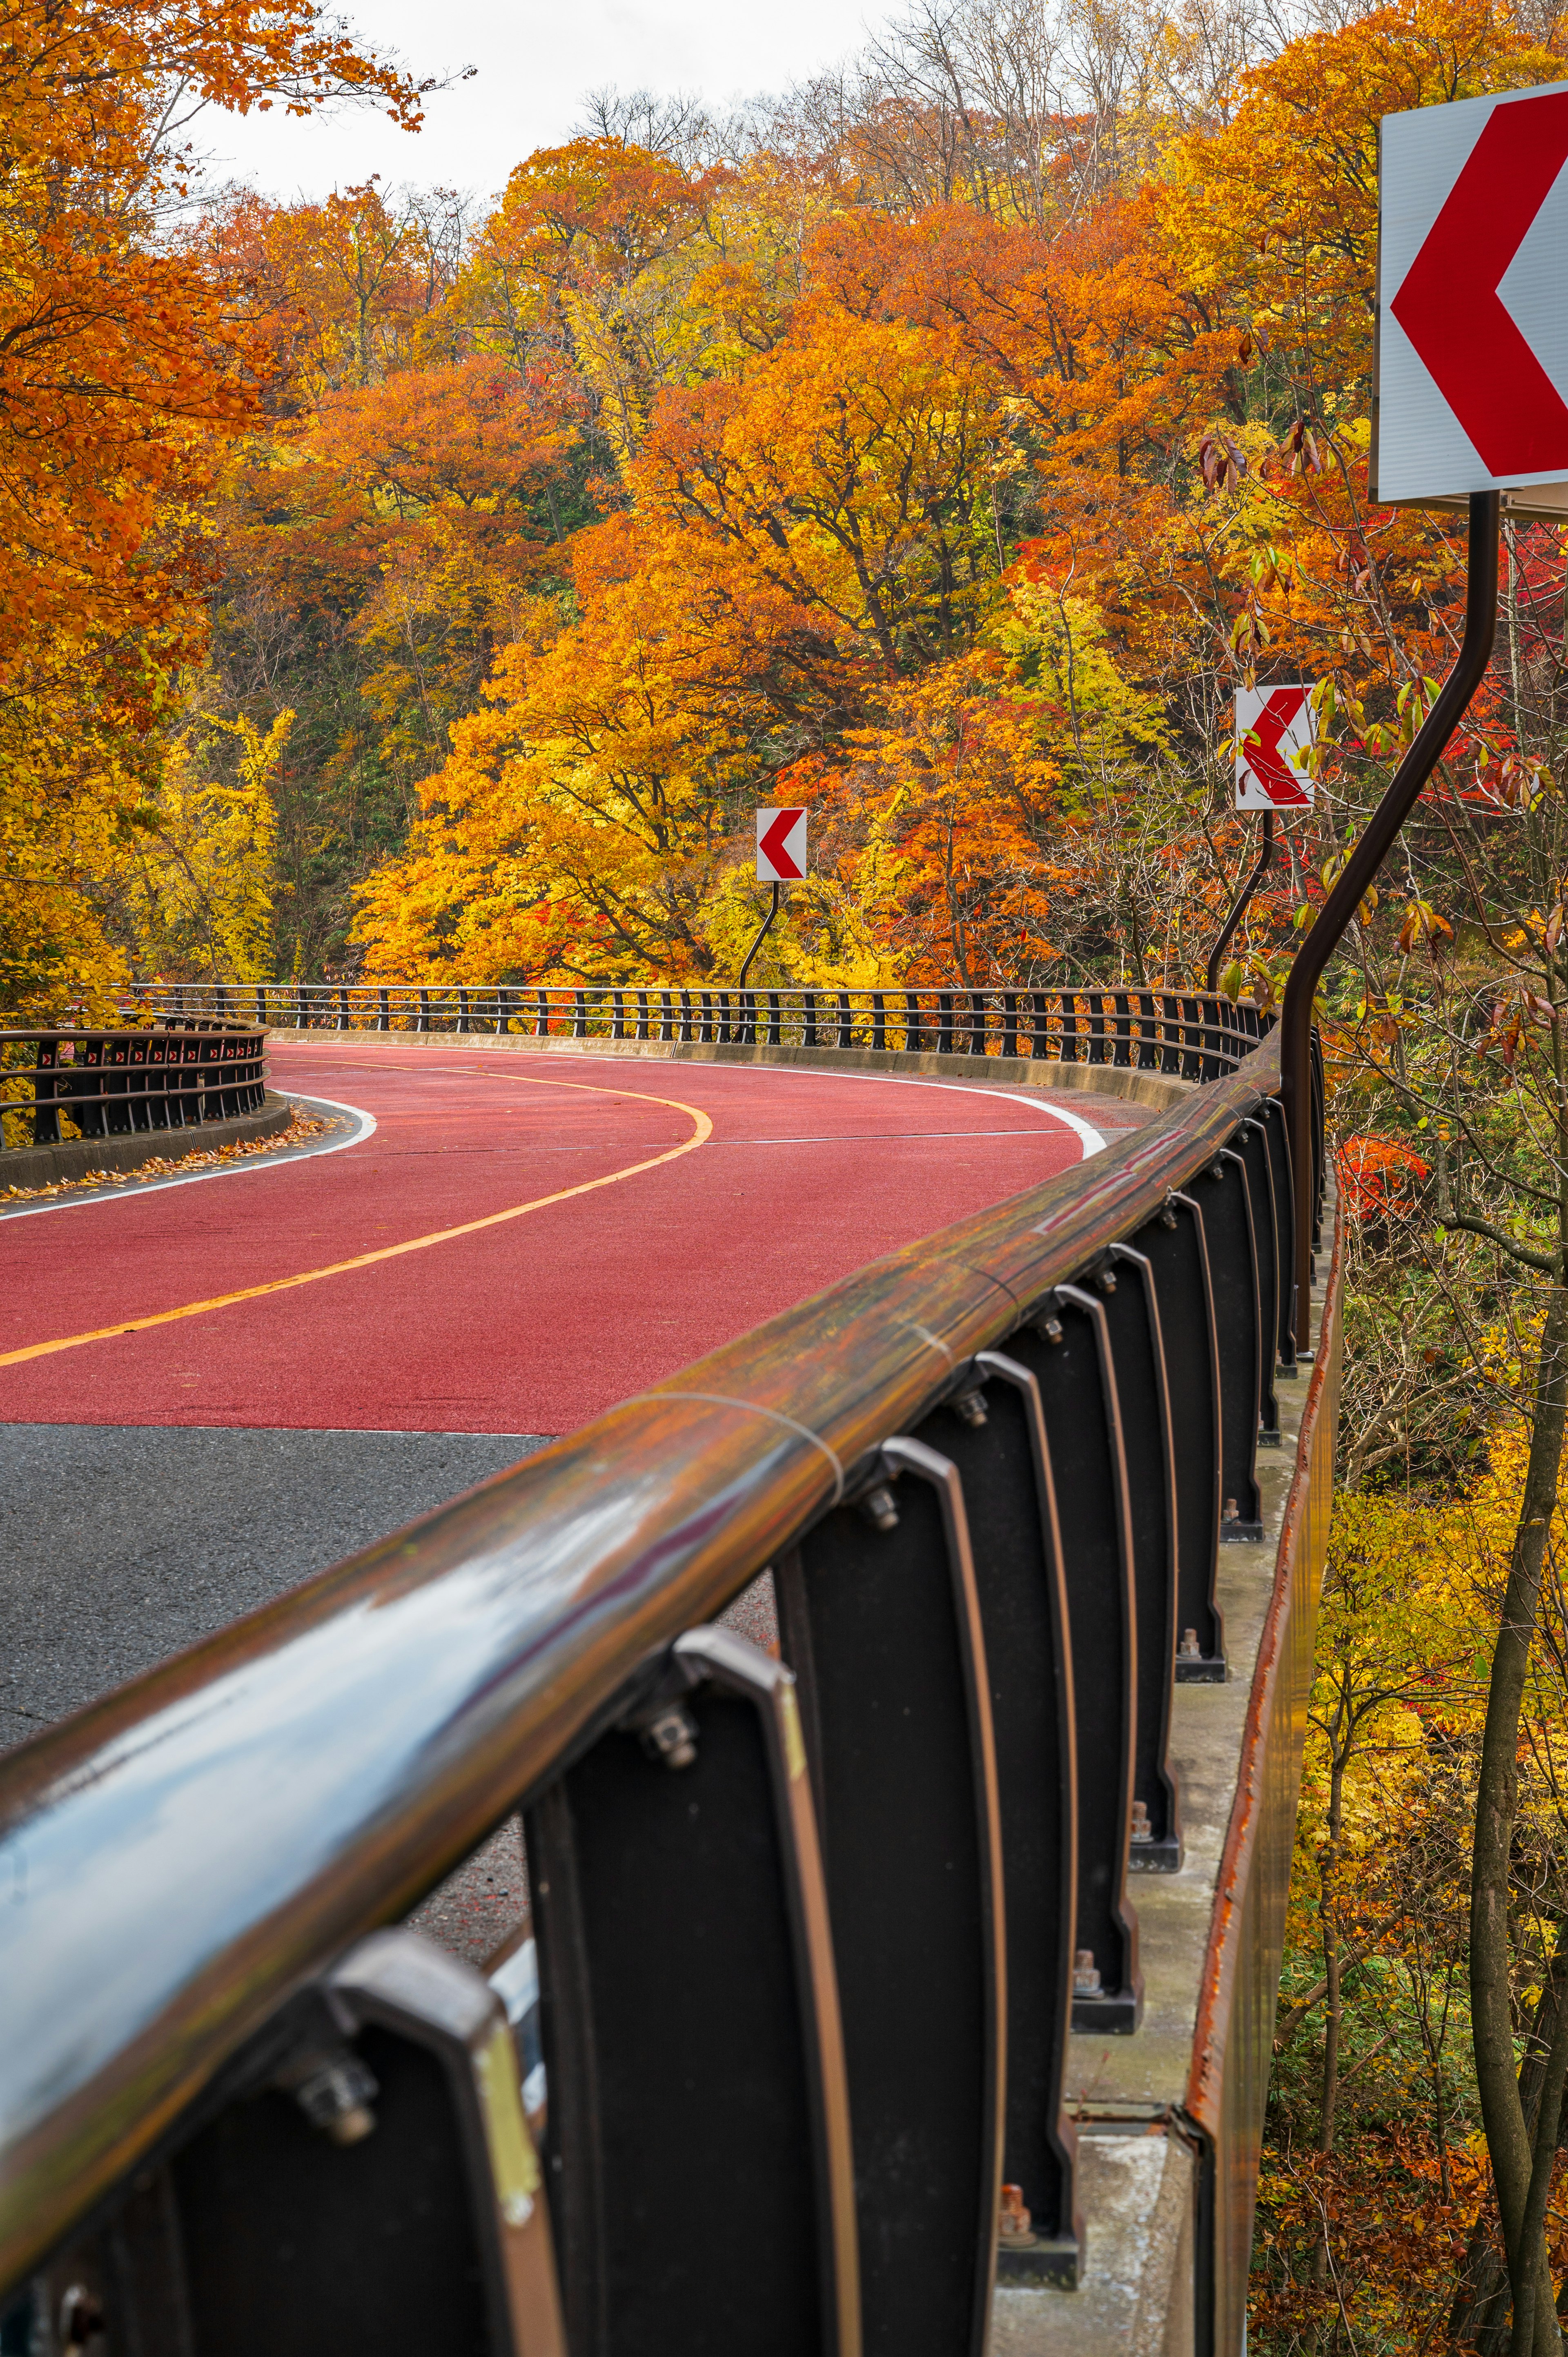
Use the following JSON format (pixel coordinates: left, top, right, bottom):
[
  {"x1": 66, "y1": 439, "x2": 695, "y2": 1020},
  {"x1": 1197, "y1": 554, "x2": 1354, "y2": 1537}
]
[
  {"x1": 1236, "y1": 686, "x2": 1314, "y2": 810},
  {"x1": 1376, "y1": 81, "x2": 1568, "y2": 504},
  {"x1": 756, "y1": 806, "x2": 807, "y2": 881}
]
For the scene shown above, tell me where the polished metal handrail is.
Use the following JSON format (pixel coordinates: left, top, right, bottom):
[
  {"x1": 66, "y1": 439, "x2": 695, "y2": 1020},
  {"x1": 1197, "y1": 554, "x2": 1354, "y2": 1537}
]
[
  {"x1": 126, "y1": 979, "x2": 1267, "y2": 1082},
  {"x1": 0, "y1": 1024, "x2": 1319, "y2": 2357},
  {"x1": 0, "y1": 1023, "x2": 267, "y2": 1152}
]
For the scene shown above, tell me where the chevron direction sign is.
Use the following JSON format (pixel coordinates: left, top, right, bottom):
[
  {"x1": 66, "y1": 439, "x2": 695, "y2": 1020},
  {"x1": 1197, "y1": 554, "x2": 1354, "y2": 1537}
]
[
  {"x1": 1374, "y1": 82, "x2": 1568, "y2": 510},
  {"x1": 756, "y1": 806, "x2": 807, "y2": 881},
  {"x1": 1236, "y1": 686, "x2": 1315, "y2": 810}
]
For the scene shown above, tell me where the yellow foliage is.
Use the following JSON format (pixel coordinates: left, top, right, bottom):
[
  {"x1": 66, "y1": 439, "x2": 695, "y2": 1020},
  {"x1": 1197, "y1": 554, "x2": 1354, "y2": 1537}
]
[{"x1": 120, "y1": 711, "x2": 291, "y2": 984}]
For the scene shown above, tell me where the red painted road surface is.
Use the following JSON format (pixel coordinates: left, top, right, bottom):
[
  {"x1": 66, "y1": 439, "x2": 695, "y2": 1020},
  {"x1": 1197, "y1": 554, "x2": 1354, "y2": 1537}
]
[{"x1": 2, "y1": 1044, "x2": 1139, "y2": 1434}]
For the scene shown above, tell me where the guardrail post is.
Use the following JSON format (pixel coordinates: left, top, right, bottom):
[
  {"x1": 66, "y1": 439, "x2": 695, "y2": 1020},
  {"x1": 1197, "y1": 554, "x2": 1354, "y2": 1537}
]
[
  {"x1": 1199, "y1": 1149, "x2": 1265, "y2": 1540},
  {"x1": 904, "y1": 991, "x2": 924, "y2": 1053},
  {"x1": 1100, "y1": 1245, "x2": 1183, "y2": 1870},
  {"x1": 375, "y1": 988, "x2": 389, "y2": 1032},
  {"x1": 1258, "y1": 1099, "x2": 1298, "y2": 1374},
  {"x1": 1180, "y1": 994, "x2": 1203, "y2": 1081},
  {"x1": 681, "y1": 989, "x2": 694, "y2": 1044},
  {"x1": 160, "y1": 1931, "x2": 566, "y2": 2356},
  {"x1": 635, "y1": 990, "x2": 650, "y2": 1041},
  {"x1": 1001, "y1": 993, "x2": 1018, "y2": 1059},
  {"x1": 145, "y1": 1030, "x2": 170, "y2": 1128},
  {"x1": 777, "y1": 1438, "x2": 1004, "y2": 2356},
  {"x1": 871, "y1": 992, "x2": 886, "y2": 1051},
  {"x1": 74, "y1": 1036, "x2": 106, "y2": 1139},
  {"x1": 1112, "y1": 992, "x2": 1133, "y2": 1068},
  {"x1": 835, "y1": 992, "x2": 852, "y2": 1049},
  {"x1": 918, "y1": 1356, "x2": 1081, "y2": 2285},
  {"x1": 31, "y1": 1039, "x2": 60, "y2": 1145},
  {"x1": 527, "y1": 1630, "x2": 858, "y2": 2357},
  {"x1": 1009, "y1": 1291, "x2": 1143, "y2": 2032},
  {"x1": 1237, "y1": 1121, "x2": 1284, "y2": 1442},
  {"x1": 612, "y1": 989, "x2": 626, "y2": 1041},
  {"x1": 659, "y1": 990, "x2": 674, "y2": 1043},
  {"x1": 803, "y1": 992, "x2": 818, "y2": 1049},
  {"x1": 1137, "y1": 1195, "x2": 1226, "y2": 1677},
  {"x1": 573, "y1": 990, "x2": 587, "y2": 1039},
  {"x1": 767, "y1": 990, "x2": 781, "y2": 1047},
  {"x1": 938, "y1": 992, "x2": 954, "y2": 1053}
]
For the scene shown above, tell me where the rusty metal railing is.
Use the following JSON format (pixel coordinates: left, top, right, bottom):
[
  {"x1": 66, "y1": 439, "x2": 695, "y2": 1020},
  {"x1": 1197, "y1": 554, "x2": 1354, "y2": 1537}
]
[
  {"x1": 127, "y1": 978, "x2": 1267, "y2": 1082},
  {"x1": 0, "y1": 1026, "x2": 1327, "y2": 2357},
  {"x1": 0, "y1": 1023, "x2": 267, "y2": 1154}
]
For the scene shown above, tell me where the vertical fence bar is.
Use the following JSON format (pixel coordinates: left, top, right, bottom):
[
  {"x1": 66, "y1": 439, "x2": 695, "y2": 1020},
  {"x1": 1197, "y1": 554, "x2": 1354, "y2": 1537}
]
[
  {"x1": 1201, "y1": 1147, "x2": 1266, "y2": 1539},
  {"x1": 527, "y1": 1630, "x2": 859, "y2": 2357},
  {"x1": 1138, "y1": 1193, "x2": 1226, "y2": 1677},
  {"x1": 1101, "y1": 1245, "x2": 1182, "y2": 1871},
  {"x1": 777, "y1": 1437, "x2": 1004, "y2": 2357},
  {"x1": 1008, "y1": 1291, "x2": 1142, "y2": 2032},
  {"x1": 917, "y1": 1356, "x2": 1082, "y2": 2285}
]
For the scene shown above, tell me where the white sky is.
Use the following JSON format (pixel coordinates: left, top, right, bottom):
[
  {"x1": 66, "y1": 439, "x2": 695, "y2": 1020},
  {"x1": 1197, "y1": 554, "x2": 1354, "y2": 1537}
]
[{"x1": 205, "y1": 0, "x2": 882, "y2": 205}]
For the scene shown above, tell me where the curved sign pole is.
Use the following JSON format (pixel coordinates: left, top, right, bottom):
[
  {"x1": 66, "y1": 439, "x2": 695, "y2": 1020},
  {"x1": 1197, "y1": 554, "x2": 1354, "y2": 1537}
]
[
  {"x1": 1278, "y1": 490, "x2": 1499, "y2": 1351},
  {"x1": 1205, "y1": 812, "x2": 1276, "y2": 996}
]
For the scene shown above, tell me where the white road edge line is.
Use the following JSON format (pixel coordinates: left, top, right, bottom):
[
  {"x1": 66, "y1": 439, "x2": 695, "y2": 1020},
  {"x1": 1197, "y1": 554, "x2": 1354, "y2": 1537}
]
[
  {"x1": 0, "y1": 1095, "x2": 377, "y2": 1220},
  {"x1": 290, "y1": 1048, "x2": 1109, "y2": 1160}
]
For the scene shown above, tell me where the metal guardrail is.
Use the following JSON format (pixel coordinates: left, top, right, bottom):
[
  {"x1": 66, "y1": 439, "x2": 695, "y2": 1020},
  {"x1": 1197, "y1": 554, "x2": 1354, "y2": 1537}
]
[
  {"x1": 129, "y1": 979, "x2": 1267, "y2": 1081},
  {"x1": 0, "y1": 1023, "x2": 267, "y2": 1153},
  {"x1": 0, "y1": 1022, "x2": 1327, "y2": 2357}
]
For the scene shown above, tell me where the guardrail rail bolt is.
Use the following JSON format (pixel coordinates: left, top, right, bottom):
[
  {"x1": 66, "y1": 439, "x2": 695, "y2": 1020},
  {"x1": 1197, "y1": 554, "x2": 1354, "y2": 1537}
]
[
  {"x1": 1222, "y1": 1496, "x2": 1239, "y2": 1526},
  {"x1": 1179, "y1": 1627, "x2": 1201, "y2": 1659},
  {"x1": 998, "y1": 2185, "x2": 1037, "y2": 2248},
  {"x1": 1035, "y1": 1310, "x2": 1065, "y2": 1345},
  {"x1": 640, "y1": 1702, "x2": 699, "y2": 1770},
  {"x1": 858, "y1": 1483, "x2": 900, "y2": 1532},
  {"x1": 1073, "y1": 1948, "x2": 1102, "y2": 1996},
  {"x1": 59, "y1": 2286, "x2": 105, "y2": 2348},
  {"x1": 952, "y1": 1387, "x2": 989, "y2": 1428},
  {"x1": 1131, "y1": 1799, "x2": 1153, "y2": 1844},
  {"x1": 291, "y1": 2051, "x2": 379, "y2": 2146}
]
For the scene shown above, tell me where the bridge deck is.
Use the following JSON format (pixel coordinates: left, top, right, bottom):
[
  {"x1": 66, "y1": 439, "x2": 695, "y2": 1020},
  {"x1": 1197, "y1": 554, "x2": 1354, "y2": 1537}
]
[{"x1": 2, "y1": 1043, "x2": 1145, "y2": 1432}]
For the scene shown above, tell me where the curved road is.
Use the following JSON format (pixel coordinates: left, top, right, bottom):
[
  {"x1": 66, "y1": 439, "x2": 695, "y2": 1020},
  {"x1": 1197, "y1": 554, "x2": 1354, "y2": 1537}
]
[
  {"x1": 3, "y1": 1042, "x2": 1143, "y2": 1431},
  {"x1": 2, "y1": 1044, "x2": 1152, "y2": 1778}
]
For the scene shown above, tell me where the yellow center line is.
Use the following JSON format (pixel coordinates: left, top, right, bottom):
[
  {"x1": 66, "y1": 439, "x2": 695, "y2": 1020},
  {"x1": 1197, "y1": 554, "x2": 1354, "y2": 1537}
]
[{"x1": 1, "y1": 1076, "x2": 713, "y2": 1371}]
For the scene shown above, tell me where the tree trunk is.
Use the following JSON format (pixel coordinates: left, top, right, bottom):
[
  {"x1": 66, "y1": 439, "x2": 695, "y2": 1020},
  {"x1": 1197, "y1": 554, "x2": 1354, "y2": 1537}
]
[
  {"x1": 1452, "y1": 1949, "x2": 1568, "y2": 2348},
  {"x1": 1469, "y1": 1284, "x2": 1568, "y2": 2342}
]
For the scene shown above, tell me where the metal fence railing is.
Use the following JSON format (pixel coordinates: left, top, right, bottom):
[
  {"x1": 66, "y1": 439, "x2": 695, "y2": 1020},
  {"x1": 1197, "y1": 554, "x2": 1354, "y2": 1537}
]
[
  {"x1": 0, "y1": 1023, "x2": 1331, "y2": 2357},
  {"x1": 0, "y1": 1023, "x2": 268, "y2": 1154},
  {"x1": 126, "y1": 979, "x2": 1269, "y2": 1083}
]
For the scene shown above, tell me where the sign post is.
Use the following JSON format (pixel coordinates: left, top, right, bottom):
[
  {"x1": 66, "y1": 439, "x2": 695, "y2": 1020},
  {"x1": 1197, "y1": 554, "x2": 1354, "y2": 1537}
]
[
  {"x1": 1276, "y1": 78, "x2": 1568, "y2": 1352},
  {"x1": 740, "y1": 806, "x2": 808, "y2": 985},
  {"x1": 1203, "y1": 687, "x2": 1317, "y2": 991}
]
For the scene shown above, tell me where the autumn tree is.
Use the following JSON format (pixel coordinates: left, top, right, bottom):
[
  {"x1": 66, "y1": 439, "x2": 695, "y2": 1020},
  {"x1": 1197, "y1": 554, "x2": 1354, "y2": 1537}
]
[{"x1": 0, "y1": 0, "x2": 422, "y2": 1017}]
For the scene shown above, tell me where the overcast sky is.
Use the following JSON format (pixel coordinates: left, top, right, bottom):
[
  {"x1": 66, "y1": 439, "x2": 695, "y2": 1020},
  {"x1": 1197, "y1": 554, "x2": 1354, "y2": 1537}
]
[{"x1": 206, "y1": 0, "x2": 879, "y2": 203}]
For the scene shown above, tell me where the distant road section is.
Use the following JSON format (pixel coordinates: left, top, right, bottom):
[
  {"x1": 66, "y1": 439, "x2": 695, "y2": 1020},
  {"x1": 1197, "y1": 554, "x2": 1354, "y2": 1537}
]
[{"x1": 0, "y1": 1042, "x2": 1149, "y2": 1434}]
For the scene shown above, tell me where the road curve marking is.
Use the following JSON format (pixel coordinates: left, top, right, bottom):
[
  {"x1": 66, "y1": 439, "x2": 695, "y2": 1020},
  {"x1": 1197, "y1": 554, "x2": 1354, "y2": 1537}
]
[{"x1": 0, "y1": 1080, "x2": 712, "y2": 1369}]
